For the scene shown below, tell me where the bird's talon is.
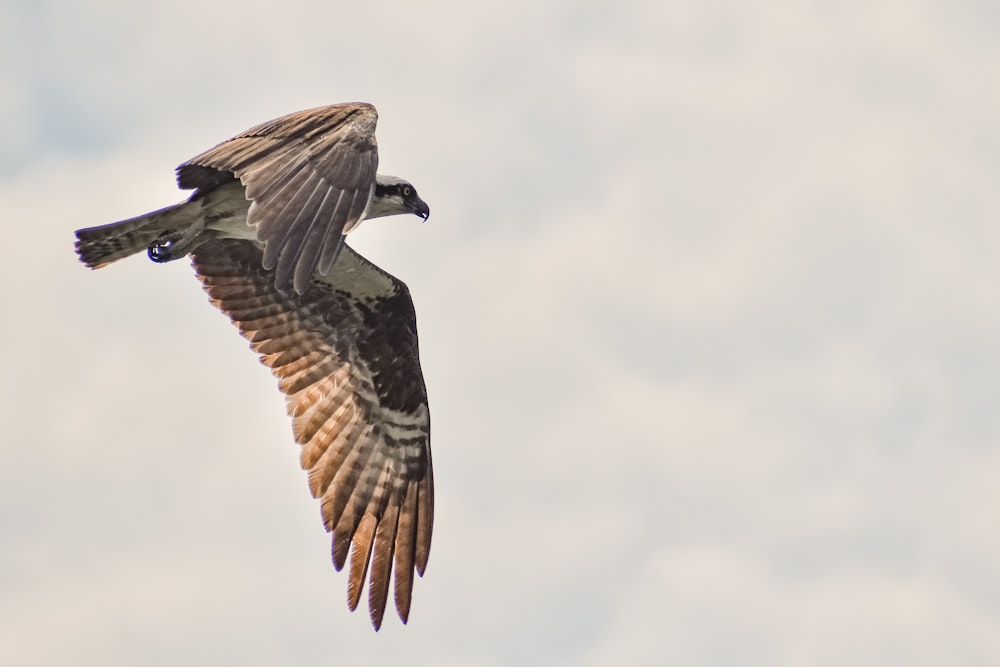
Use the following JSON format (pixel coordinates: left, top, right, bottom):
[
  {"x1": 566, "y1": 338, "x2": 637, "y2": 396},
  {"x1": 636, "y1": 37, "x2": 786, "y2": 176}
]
[{"x1": 148, "y1": 237, "x2": 175, "y2": 263}]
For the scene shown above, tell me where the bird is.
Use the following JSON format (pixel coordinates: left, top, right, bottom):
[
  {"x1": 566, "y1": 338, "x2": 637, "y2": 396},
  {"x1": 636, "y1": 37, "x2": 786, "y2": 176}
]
[{"x1": 74, "y1": 102, "x2": 434, "y2": 630}]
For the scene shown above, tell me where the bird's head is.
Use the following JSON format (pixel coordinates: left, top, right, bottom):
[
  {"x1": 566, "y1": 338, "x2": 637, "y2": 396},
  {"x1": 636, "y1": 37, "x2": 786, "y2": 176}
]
[{"x1": 368, "y1": 174, "x2": 430, "y2": 221}]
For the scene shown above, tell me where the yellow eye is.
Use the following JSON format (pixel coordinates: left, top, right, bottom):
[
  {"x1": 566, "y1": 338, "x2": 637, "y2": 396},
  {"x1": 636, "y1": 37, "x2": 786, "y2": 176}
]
[{"x1": 402, "y1": 186, "x2": 413, "y2": 197}]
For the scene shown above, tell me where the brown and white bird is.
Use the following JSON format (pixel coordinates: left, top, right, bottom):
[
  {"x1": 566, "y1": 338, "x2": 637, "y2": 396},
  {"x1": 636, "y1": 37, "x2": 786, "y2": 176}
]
[{"x1": 74, "y1": 103, "x2": 433, "y2": 630}]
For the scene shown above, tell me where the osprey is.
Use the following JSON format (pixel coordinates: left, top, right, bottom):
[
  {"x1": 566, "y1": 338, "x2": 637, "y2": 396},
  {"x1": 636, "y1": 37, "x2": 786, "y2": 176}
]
[{"x1": 74, "y1": 103, "x2": 433, "y2": 630}]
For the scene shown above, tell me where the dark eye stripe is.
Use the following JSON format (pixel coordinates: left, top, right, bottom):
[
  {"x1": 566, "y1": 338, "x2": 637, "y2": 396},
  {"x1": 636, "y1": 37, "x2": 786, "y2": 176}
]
[{"x1": 374, "y1": 183, "x2": 416, "y2": 199}]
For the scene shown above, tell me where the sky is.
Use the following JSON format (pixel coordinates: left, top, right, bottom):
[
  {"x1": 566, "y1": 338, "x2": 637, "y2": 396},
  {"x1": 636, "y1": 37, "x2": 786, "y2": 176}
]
[{"x1": 2, "y1": 1, "x2": 1000, "y2": 665}]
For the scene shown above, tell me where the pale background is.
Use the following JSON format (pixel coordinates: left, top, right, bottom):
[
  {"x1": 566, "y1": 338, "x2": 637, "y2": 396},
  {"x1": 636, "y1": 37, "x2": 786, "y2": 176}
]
[{"x1": 2, "y1": 1, "x2": 999, "y2": 665}]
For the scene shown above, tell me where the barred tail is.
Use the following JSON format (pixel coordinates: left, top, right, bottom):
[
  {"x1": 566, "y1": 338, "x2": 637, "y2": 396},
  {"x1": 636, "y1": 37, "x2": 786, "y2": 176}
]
[{"x1": 74, "y1": 201, "x2": 189, "y2": 269}]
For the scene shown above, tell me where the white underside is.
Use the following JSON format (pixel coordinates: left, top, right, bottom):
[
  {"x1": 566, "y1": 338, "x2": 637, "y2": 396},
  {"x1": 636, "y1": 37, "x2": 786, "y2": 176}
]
[{"x1": 197, "y1": 182, "x2": 397, "y2": 299}]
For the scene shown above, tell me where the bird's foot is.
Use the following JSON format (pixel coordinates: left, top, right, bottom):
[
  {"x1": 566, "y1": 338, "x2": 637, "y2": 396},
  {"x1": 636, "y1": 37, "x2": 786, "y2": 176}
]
[
  {"x1": 147, "y1": 226, "x2": 205, "y2": 263},
  {"x1": 148, "y1": 235, "x2": 179, "y2": 262}
]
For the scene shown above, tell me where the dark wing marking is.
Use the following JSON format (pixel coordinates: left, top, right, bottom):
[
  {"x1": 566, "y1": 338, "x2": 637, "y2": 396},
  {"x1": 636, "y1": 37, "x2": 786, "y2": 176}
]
[
  {"x1": 191, "y1": 238, "x2": 433, "y2": 629},
  {"x1": 179, "y1": 103, "x2": 379, "y2": 294}
]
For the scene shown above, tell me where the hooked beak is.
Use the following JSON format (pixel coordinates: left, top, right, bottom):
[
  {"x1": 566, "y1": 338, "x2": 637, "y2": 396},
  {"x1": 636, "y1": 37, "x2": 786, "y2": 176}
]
[{"x1": 410, "y1": 197, "x2": 430, "y2": 222}]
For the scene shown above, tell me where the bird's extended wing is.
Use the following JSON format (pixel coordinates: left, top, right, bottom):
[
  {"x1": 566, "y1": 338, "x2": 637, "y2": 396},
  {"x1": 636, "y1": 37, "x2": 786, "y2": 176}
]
[
  {"x1": 191, "y1": 238, "x2": 433, "y2": 629},
  {"x1": 179, "y1": 103, "x2": 379, "y2": 293}
]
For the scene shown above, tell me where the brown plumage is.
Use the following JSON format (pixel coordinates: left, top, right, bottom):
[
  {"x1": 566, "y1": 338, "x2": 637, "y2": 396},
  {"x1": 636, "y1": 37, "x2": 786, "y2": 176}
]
[
  {"x1": 179, "y1": 104, "x2": 379, "y2": 293},
  {"x1": 192, "y1": 239, "x2": 432, "y2": 629},
  {"x1": 73, "y1": 103, "x2": 433, "y2": 629}
]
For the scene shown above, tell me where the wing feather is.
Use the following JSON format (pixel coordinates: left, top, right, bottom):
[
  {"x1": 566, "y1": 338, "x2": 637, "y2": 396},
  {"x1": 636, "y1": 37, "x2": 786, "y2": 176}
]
[
  {"x1": 368, "y1": 492, "x2": 400, "y2": 630},
  {"x1": 179, "y1": 103, "x2": 379, "y2": 293},
  {"x1": 393, "y1": 482, "x2": 419, "y2": 622},
  {"x1": 327, "y1": 432, "x2": 380, "y2": 543},
  {"x1": 348, "y1": 514, "x2": 377, "y2": 611},
  {"x1": 415, "y1": 467, "x2": 434, "y2": 575},
  {"x1": 191, "y1": 237, "x2": 431, "y2": 629},
  {"x1": 329, "y1": 429, "x2": 386, "y2": 562}
]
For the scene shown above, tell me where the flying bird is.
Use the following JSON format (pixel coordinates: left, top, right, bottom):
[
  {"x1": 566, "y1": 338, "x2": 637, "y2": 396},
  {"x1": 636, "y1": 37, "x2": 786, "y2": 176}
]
[{"x1": 74, "y1": 102, "x2": 433, "y2": 630}]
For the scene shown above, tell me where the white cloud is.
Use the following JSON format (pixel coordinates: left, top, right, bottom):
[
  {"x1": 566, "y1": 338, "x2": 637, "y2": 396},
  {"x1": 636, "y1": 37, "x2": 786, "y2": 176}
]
[{"x1": 2, "y1": 1, "x2": 1000, "y2": 665}]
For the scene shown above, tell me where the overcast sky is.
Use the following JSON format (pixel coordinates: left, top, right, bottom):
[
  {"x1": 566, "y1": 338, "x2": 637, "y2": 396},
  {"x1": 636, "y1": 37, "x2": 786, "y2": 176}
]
[{"x1": 3, "y1": 1, "x2": 1000, "y2": 665}]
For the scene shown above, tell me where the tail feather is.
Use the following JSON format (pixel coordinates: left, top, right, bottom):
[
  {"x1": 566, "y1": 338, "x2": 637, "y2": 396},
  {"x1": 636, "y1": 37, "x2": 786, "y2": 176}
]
[{"x1": 74, "y1": 201, "x2": 189, "y2": 269}]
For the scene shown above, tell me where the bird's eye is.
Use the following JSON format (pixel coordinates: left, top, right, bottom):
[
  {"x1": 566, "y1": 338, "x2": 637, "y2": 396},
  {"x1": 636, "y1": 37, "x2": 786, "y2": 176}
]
[{"x1": 402, "y1": 186, "x2": 413, "y2": 197}]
